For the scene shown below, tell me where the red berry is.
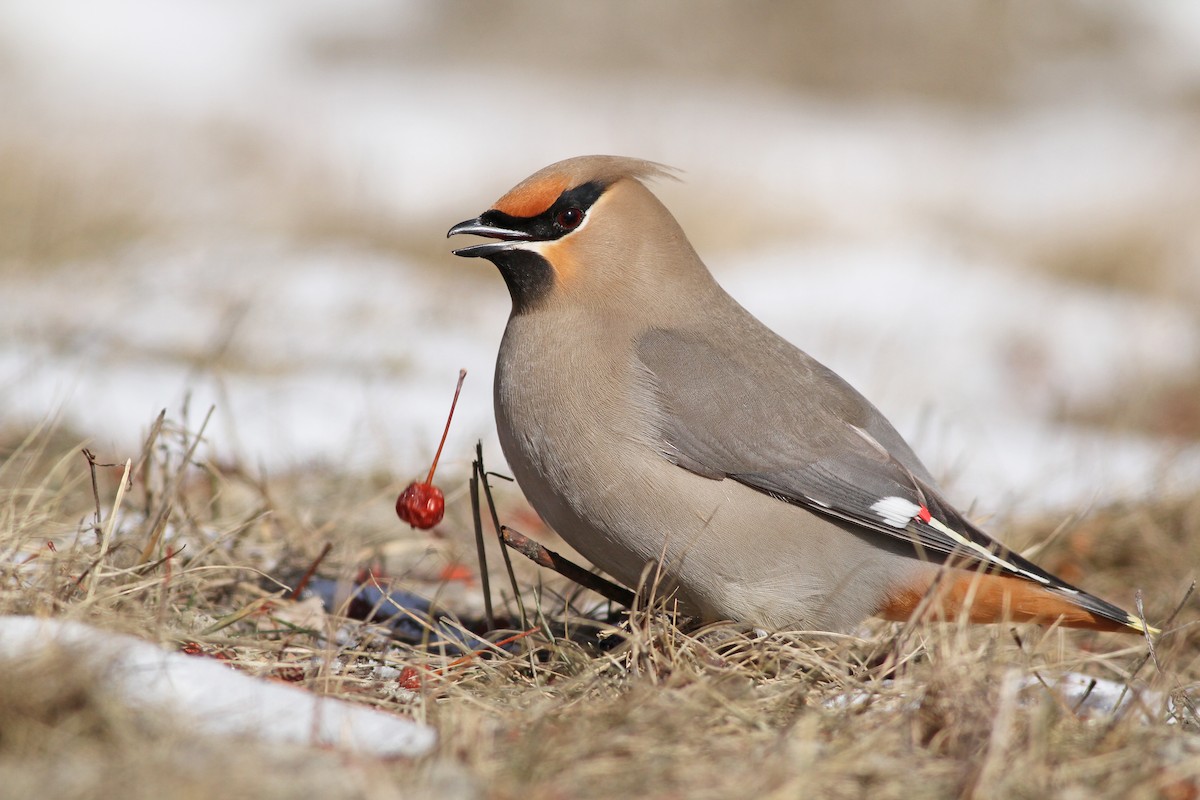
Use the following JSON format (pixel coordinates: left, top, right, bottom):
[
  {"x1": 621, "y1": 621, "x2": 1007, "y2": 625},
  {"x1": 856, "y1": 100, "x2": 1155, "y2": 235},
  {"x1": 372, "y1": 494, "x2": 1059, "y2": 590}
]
[
  {"x1": 396, "y1": 481, "x2": 445, "y2": 529},
  {"x1": 396, "y1": 369, "x2": 464, "y2": 532},
  {"x1": 397, "y1": 665, "x2": 424, "y2": 690}
]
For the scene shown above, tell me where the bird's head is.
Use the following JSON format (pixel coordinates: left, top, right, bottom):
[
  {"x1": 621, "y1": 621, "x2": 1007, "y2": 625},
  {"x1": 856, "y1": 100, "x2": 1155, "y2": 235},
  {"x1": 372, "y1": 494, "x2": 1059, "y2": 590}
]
[{"x1": 448, "y1": 155, "x2": 704, "y2": 314}]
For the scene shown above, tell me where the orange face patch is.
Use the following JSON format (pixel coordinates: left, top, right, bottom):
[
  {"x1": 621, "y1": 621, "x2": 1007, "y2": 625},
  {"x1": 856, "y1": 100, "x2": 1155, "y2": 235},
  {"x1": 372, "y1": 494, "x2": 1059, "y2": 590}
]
[
  {"x1": 492, "y1": 175, "x2": 571, "y2": 218},
  {"x1": 533, "y1": 239, "x2": 578, "y2": 287}
]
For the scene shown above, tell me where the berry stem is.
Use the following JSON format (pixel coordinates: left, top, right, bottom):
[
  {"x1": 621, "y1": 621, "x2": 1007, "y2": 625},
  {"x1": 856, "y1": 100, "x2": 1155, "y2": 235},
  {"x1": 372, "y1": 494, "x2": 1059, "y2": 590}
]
[{"x1": 425, "y1": 369, "x2": 467, "y2": 486}]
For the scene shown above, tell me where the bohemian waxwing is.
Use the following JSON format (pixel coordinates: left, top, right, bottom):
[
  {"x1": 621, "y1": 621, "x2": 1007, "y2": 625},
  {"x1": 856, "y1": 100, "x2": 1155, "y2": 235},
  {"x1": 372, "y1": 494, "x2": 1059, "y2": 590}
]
[{"x1": 447, "y1": 155, "x2": 1153, "y2": 635}]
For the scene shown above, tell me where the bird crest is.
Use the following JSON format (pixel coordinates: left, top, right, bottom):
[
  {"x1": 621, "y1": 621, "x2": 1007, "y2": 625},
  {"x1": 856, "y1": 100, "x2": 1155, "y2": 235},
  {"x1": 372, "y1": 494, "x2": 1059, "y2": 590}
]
[{"x1": 492, "y1": 155, "x2": 679, "y2": 218}]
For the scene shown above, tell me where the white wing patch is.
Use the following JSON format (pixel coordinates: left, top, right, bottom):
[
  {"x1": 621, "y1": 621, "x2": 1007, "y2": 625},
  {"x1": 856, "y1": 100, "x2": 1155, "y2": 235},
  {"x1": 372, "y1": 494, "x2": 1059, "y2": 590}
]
[
  {"x1": 870, "y1": 496, "x2": 923, "y2": 529},
  {"x1": 870, "y1": 495, "x2": 1067, "y2": 591}
]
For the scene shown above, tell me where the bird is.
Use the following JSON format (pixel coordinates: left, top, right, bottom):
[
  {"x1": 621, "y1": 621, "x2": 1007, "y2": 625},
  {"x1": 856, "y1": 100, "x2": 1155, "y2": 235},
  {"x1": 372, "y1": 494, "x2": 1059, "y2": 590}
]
[{"x1": 447, "y1": 155, "x2": 1154, "y2": 635}]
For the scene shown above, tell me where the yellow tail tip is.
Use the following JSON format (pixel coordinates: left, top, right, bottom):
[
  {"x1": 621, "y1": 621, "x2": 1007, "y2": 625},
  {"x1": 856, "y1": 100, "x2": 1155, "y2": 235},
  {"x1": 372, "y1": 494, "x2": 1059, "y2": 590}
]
[{"x1": 1127, "y1": 617, "x2": 1161, "y2": 636}]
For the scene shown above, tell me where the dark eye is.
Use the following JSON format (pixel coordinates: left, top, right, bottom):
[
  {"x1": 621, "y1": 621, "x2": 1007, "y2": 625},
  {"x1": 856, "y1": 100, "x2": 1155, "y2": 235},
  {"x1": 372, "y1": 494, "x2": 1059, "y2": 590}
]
[{"x1": 555, "y1": 207, "x2": 584, "y2": 230}]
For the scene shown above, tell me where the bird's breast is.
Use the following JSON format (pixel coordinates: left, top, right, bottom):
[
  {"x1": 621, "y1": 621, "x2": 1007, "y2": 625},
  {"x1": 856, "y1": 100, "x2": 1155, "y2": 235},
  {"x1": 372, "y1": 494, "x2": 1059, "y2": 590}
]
[{"x1": 492, "y1": 313, "x2": 667, "y2": 574}]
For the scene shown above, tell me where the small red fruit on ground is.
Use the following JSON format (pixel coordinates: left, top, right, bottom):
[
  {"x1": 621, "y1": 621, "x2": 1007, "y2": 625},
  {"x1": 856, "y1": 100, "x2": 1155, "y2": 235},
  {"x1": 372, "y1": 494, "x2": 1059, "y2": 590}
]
[
  {"x1": 396, "y1": 369, "x2": 465, "y2": 530},
  {"x1": 396, "y1": 482, "x2": 446, "y2": 529},
  {"x1": 397, "y1": 665, "x2": 425, "y2": 690}
]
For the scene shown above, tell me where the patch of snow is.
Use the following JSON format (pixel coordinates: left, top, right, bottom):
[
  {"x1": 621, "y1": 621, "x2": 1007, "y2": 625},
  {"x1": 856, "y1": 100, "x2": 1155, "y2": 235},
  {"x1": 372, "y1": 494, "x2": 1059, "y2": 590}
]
[
  {"x1": 0, "y1": 242, "x2": 508, "y2": 474},
  {"x1": 0, "y1": 615, "x2": 435, "y2": 757},
  {"x1": 825, "y1": 669, "x2": 1176, "y2": 724}
]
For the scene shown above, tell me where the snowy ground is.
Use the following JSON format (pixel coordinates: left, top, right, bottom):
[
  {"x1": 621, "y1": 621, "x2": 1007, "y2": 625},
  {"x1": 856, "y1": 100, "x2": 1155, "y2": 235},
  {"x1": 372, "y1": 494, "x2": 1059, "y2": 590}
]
[
  {"x1": 0, "y1": 616, "x2": 436, "y2": 758},
  {"x1": 2, "y1": 1, "x2": 1199, "y2": 520}
]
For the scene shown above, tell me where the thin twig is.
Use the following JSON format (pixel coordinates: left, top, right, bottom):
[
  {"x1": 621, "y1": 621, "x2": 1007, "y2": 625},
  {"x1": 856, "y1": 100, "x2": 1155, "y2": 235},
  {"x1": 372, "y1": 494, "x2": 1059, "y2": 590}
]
[
  {"x1": 500, "y1": 526, "x2": 635, "y2": 609},
  {"x1": 200, "y1": 596, "x2": 278, "y2": 636},
  {"x1": 135, "y1": 409, "x2": 167, "y2": 518},
  {"x1": 289, "y1": 542, "x2": 332, "y2": 600},
  {"x1": 400, "y1": 627, "x2": 543, "y2": 692},
  {"x1": 140, "y1": 544, "x2": 185, "y2": 574},
  {"x1": 157, "y1": 545, "x2": 176, "y2": 632},
  {"x1": 1071, "y1": 678, "x2": 1099, "y2": 716},
  {"x1": 1107, "y1": 580, "x2": 1194, "y2": 728},
  {"x1": 138, "y1": 405, "x2": 214, "y2": 565},
  {"x1": 86, "y1": 458, "x2": 132, "y2": 602},
  {"x1": 82, "y1": 448, "x2": 133, "y2": 537},
  {"x1": 469, "y1": 459, "x2": 495, "y2": 630},
  {"x1": 82, "y1": 449, "x2": 103, "y2": 538},
  {"x1": 443, "y1": 627, "x2": 540, "y2": 670},
  {"x1": 476, "y1": 442, "x2": 528, "y2": 630},
  {"x1": 1136, "y1": 590, "x2": 1161, "y2": 673}
]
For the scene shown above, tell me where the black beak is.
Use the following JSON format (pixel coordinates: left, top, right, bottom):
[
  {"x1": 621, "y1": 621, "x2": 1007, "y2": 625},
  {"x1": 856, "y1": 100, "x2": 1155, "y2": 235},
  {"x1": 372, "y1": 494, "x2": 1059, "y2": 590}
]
[{"x1": 447, "y1": 217, "x2": 533, "y2": 258}]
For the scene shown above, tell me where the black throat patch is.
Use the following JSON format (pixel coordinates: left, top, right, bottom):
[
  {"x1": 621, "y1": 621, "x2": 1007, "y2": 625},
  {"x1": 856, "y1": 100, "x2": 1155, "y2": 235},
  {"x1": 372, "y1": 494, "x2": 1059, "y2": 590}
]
[{"x1": 485, "y1": 248, "x2": 556, "y2": 314}]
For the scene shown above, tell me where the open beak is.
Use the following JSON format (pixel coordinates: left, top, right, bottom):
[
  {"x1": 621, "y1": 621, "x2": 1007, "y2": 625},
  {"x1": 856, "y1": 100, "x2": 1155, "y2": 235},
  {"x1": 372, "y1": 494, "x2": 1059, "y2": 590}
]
[{"x1": 447, "y1": 217, "x2": 533, "y2": 258}]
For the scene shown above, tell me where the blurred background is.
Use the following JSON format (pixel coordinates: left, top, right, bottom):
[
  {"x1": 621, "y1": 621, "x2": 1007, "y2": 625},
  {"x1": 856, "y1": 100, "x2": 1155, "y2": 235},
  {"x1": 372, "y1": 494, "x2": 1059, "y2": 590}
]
[{"x1": 1, "y1": 0, "x2": 1198, "y2": 519}]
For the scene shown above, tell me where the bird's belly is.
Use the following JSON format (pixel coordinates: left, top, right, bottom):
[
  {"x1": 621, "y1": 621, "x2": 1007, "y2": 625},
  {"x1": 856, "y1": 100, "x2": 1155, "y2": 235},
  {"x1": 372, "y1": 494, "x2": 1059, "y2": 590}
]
[{"x1": 497, "y1": 390, "x2": 916, "y2": 631}]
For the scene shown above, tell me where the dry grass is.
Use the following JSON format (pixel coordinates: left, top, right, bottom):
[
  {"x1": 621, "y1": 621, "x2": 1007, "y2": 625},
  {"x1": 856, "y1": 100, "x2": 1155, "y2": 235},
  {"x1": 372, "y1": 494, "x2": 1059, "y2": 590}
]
[
  {"x1": 310, "y1": 2, "x2": 1133, "y2": 107},
  {"x1": 2, "y1": 414, "x2": 1199, "y2": 800},
  {"x1": 0, "y1": 139, "x2": 155, "y2": 273},
  {"x1": 1061, "y1": 372, "x2": 1200, "y2": 442},
  {"x1": 1012, "y1": 211, "x2": 1200, "y2": 307}
]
